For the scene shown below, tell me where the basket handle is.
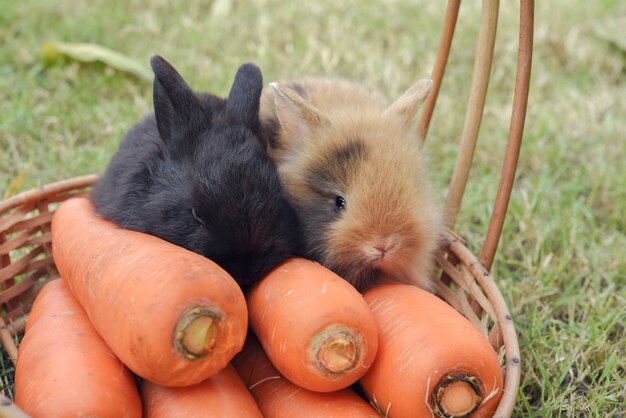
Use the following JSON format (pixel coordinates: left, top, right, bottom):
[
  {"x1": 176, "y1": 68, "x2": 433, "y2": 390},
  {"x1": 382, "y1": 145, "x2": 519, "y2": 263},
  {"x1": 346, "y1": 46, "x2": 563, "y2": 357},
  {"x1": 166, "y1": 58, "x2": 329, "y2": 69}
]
[
  {"x1": 480, "y1": 0, "x2": 534, "y2": 272},
  {"x1": 427, "y1": 1, "x2": 534, "y2": 273},
  {"x1": 445, "y1": 0, "x2": 500, "y2": 227},
  {"x1": 417, "y1": 0, "x2": 461, "y2": 142}
]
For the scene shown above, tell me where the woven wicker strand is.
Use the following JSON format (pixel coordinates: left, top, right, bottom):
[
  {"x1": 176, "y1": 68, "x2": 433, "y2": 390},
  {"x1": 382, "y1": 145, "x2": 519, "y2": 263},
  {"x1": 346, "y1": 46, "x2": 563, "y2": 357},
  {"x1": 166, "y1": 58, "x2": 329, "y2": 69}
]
[
  {"x1": 417, "y1": 0, "x2": 461, "y2": 141},
  {"x1": 478, "y1": 6, "x2": 534, "y2": 405},
  {"x1": 0, "y1": 175, "x2": 98, "y2": 215},
  {"x1": 0, "y1": 316, "x2": 27, "y2": 338},
  {"x1": 480, "y1": 0, "x2": 534, "y2": 272},
  {"x1": 0, "y1": 175, "x2": 98, "y2": 364},
  {"x1": 446, "y1": 0, "x2": 500, "y2": 227}
]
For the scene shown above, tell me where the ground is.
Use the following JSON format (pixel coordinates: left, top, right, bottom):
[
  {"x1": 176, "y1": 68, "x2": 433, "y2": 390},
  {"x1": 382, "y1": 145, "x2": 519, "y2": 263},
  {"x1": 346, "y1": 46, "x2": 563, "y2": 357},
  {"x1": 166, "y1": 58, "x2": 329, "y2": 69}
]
[{"x1": 1, "y1": 1, "x2": 624, "y2": 416}]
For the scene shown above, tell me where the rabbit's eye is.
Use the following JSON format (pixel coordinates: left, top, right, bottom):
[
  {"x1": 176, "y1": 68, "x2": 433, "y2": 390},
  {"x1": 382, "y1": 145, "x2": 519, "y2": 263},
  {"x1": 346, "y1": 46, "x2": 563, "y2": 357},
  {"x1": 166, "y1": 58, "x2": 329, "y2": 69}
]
[
  {"x1": 335, "y1": 196, "x2": 346, "y2": 211},
  {"x1": 191, "y1": 208, "x2": 205, "y2": 226}
]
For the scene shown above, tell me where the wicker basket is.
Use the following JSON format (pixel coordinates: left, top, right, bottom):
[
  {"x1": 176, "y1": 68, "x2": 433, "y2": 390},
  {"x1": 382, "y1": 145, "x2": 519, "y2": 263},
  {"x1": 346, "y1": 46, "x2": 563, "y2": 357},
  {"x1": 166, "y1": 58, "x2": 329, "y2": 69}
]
[
  {"x1": 0, "y1": 176, "x2": 521, "y2": 417},
  {"x1": 0, "y1": 1, "x2": 533, "y2": 416}
]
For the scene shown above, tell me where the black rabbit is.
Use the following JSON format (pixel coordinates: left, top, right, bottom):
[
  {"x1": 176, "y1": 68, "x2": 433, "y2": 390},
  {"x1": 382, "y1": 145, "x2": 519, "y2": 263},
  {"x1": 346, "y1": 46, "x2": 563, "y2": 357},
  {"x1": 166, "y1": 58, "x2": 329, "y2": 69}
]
[{"x1": 91, "y1": 56, "x2": 301, "y2": 289}]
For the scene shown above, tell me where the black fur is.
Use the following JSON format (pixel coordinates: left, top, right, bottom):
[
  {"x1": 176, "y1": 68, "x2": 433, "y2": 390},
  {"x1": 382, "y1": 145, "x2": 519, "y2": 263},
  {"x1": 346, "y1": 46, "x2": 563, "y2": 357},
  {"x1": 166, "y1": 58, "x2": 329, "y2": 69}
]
[{"x1": 91, "y1": 56, "x2": 302, "y2": 289}]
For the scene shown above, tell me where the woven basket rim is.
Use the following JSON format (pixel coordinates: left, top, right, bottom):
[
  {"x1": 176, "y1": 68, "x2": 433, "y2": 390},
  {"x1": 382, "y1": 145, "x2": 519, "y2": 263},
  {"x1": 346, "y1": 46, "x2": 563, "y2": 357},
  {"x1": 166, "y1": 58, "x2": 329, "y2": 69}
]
[{"x1": 0, "y1": 175, "x2": 99, "y2": 214}]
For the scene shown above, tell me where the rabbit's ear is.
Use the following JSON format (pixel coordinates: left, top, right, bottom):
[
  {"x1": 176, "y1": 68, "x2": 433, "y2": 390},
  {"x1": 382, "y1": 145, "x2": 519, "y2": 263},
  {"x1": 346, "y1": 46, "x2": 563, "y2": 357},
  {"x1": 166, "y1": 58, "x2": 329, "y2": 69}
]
[
  {"x1": 150, "y1": 56, "x2": 208, "y2": 153},
  {"x1": 383, "y1": 79, "x2": 432, "y2": 131},
  {"x1": 226, "y1": 63, "x2": 263, "y2": 130},
  {"x1": 270, "y1": 83, "x2": 328, "y2": 152}
]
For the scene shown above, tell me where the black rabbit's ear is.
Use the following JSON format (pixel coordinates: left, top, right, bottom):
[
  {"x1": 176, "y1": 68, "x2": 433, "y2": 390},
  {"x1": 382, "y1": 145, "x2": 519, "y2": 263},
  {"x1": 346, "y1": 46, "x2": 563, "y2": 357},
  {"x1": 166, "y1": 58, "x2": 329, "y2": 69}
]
[
  {"x1": 150, "y1": 56, "x2": 208, "y2": 154},
  {"x1": 225, "y1": 63, "x2": 263, "y2": 130}
]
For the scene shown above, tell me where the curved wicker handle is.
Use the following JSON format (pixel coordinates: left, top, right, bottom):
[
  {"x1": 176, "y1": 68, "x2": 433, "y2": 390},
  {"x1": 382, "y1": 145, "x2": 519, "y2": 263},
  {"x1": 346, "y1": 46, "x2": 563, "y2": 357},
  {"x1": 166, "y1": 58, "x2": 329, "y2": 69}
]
[
  {"x1": 446, "y1": 0, "x2": 500, "y2": 226},
  {"x1": 417, "y1": 0, "x2": 461, "y2": 141},
  {"x1": 423, "y1": 1, "x2": 534, "y2": 274},
  {"x1": 481, "y1": 0, "x2": 534, "y2": 272}
]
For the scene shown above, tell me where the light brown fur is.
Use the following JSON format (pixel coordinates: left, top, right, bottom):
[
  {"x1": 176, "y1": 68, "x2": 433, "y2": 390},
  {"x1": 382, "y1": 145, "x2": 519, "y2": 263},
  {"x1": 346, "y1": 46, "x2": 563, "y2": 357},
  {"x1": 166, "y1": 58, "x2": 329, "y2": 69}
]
[{"x1": 260, "y1": 77, "x2": 443, "y2": 291}]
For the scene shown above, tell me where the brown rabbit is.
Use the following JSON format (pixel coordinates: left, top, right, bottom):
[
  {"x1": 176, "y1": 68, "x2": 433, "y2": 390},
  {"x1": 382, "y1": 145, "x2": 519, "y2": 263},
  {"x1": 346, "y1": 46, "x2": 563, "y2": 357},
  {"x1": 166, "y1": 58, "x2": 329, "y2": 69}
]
[{"x1": 259, "y1": 77, "x2": 444, "y2": 291}]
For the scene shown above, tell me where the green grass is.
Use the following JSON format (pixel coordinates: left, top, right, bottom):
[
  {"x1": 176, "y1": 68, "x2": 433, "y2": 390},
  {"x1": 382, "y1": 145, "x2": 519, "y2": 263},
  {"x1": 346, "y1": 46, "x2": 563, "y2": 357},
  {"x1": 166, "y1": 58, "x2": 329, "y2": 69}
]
[{"x1": 1, "y1": 0, "x2": 624, "y2": 416}]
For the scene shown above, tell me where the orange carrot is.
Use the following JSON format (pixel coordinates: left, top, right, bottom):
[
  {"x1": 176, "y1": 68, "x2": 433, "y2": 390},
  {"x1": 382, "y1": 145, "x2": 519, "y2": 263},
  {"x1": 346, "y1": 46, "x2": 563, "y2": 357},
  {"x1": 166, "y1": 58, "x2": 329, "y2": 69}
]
[
  {"x1": 246, "y1": 258, "x2": 378, "y2": 392},
  {"x1": 141, "y1": 364, "x2": 263, "y2": 418},
  {"x1": 50, "y1": 197, "x2": 248, "y2": 386},
  {"x1": 233, "y1": 335, "x2": 379, "y2": 417},
  {"x1": 15, "y1": 279, "x2": 142, "y2": 418},
  {"x1": 360, "y1": 284, "x2": 503, "y2": 418}
]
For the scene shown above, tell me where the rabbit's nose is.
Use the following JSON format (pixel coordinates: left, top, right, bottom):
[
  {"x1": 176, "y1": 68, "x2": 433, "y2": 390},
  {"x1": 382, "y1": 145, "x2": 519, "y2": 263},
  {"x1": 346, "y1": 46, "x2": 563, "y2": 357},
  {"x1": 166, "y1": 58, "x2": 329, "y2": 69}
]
[
  {"x1": 364, "y1": 236, "x2": 398, "y2": 263},
  {"x1": 371, "y1": 245, "x2": 389, "y2": 260},
  {"x1": 375, "y1": 242, "x2": 394, "y2": 256}
]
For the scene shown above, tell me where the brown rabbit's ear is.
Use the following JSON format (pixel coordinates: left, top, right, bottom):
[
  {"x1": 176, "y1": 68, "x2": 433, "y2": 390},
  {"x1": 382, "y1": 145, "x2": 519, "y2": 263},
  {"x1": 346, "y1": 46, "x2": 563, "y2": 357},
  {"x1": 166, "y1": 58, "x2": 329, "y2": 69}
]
[
  {"x1": 270, "y1": 83, "x2": 328, "y2": 150},
  {"x1": 383, "y1": 79, "x2": 432, "y2": 130}
]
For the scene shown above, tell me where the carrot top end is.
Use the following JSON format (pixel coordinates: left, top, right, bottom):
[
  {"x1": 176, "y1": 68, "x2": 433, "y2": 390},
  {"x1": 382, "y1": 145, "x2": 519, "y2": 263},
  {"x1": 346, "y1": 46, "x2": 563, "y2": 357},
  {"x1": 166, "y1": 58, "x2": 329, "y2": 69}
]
[
  {"x1": 432, "y1": 373, "x2": 482, "y2": 418},
  {"x1": 173, "y1": 307, "x2": 223, "y2": 360},
  {"x1": 311, "y1": 324, "x2": 361, "y2": 375}
]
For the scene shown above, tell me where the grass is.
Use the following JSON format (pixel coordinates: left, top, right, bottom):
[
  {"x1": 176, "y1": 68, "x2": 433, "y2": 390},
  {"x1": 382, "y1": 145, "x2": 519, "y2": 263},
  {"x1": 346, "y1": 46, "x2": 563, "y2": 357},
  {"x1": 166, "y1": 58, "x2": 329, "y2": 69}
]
[{"x1": 1, "y1": 0, "x2": 624, "y2": 416}]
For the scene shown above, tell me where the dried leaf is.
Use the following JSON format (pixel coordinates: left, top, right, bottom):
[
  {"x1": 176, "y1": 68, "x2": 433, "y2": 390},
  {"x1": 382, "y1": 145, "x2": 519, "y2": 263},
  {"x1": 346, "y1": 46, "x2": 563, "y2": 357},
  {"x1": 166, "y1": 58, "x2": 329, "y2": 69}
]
[{"x1": 40, "y1": 41, "x2": 152, "y2": 81}]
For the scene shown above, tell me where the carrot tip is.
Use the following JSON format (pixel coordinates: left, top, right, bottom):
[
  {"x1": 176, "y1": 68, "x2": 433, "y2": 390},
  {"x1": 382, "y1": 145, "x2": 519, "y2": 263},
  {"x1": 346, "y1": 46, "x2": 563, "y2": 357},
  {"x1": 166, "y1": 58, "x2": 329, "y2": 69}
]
[
  {"x1": 433, "y1": 374, "x2": 482, "y2": 418},
  {"x1": 173, "y1": 307, "x2": 222, "y2": 360},
  {"x1": 312, "y1": 325, "x2": 361, "y2": 375}
]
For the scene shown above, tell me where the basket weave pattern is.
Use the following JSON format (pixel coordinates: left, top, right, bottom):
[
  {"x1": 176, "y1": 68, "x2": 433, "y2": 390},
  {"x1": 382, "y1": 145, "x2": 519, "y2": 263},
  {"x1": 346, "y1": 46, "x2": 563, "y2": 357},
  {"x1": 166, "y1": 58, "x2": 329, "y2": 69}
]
[
  {"x1": 0, "y1": 176, "x2": 96, "y2": 326},
  {"x1": 0, "y1": 175, "x2": 520, "y2": 417}
]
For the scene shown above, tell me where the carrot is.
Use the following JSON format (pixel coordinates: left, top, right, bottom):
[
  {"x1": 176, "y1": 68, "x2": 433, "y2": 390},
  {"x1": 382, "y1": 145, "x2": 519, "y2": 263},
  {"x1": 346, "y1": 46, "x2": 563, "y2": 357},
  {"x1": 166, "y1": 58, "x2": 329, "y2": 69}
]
[
  {"x1": 141, "y1": 364, "x2": 263, "y2": 418},
  {"x1": 359, "y1": 284, "x2": 503, "y2": 418},
  {"x1": 233, "y1": 335, "x2": 380, "y2": 417},
  {"x1": 14, "y1": 279, "x2": 142, "y2": 418},
  {"x1": 50, "y1": 197, "x2": 248, "y2": 386},
  {"x1": 246, "y1": 258, "x2": 378, "y2": 392}
]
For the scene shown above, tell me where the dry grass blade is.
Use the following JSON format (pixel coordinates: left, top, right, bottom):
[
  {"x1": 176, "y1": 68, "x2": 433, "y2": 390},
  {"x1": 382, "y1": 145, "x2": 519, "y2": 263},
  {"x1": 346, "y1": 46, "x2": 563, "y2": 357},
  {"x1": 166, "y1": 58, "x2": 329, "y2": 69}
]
[{"x1": 2, "y1": 174, "x2": 27, "y2": 200}]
